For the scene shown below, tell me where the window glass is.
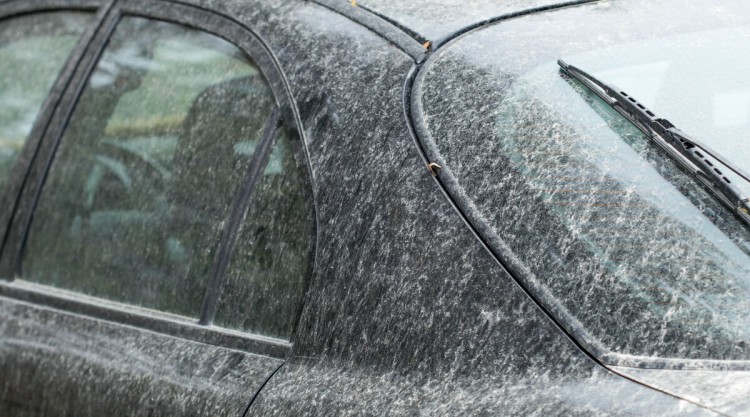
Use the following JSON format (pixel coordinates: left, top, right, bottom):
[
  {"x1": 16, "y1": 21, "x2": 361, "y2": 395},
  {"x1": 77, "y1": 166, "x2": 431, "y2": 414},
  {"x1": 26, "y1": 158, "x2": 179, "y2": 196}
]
[
  {"x1": 419, "y1": 0, "x2": 750, "y2": 361},
  {"x1": 0, "y1": 12, "x2": 89, "y2": 195},
  {"x1": 22, "y1": 17, "x2": 274, "y2": 317},
  {"x1": 215, "y1": 127, "x2": 314, "y2": 340}
]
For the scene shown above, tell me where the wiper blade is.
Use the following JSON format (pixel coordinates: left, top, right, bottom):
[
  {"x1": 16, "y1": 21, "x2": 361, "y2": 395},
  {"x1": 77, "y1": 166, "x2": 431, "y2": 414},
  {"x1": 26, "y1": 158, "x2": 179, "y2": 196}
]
[{"x1": 558, "y1": 59, "x2": 750, "y2": 227}]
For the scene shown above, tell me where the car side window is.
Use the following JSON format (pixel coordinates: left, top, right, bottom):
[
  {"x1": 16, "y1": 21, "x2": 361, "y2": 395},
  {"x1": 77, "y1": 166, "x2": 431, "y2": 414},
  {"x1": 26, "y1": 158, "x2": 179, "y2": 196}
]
[
  {"x1": 0, "y1": 12, "x2": 90, "y2": 196},
  {"x1": 22, "y1": 17, "x2": 275, "y2": 318},
  {"x1": 216, "y1": 126, "x2": 314, "y2": 339}
]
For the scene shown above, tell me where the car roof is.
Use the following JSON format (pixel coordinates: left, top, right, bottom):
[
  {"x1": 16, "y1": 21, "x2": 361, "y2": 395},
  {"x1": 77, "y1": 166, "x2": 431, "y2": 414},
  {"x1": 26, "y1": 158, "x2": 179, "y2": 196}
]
[{"x1": 352, "y1": 0, "x2": 593, "y2": 46}]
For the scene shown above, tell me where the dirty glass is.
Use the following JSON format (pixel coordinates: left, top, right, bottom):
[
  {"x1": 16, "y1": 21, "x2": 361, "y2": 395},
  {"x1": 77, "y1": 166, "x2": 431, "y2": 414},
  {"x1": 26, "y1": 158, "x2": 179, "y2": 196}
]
[
  {"x1": 420, "y1": 0, "x2": 750, "y2": 361},
  {"x1": 215, "y1": 126, "x2": 313, "y2": 340},
  {"x1": 22, "y1": 17, "x2": 274, "y2": 317},
  {"x1": 0, "y1": 12, "x2": 89, "y2": 196}
]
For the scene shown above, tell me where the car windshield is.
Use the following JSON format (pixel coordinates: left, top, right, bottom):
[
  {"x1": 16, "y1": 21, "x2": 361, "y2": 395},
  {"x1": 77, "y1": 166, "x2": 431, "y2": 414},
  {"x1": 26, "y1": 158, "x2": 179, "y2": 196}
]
[{"x1": 417, "y1": 0, "x2": 750, "y2": 364}]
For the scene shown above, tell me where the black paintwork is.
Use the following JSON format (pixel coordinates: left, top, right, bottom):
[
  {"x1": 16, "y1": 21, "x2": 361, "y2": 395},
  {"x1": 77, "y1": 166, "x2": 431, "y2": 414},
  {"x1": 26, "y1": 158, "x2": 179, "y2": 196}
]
[{"x1": 0, "y1": 0, "x2": 738, "y2": 415}]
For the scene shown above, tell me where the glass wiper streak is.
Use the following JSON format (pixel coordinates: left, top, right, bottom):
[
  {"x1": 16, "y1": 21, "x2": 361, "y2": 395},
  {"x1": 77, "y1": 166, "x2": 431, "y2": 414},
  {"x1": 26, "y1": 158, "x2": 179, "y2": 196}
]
[{"x1": 558, "y1": 59, "x2": 750, "y2": 228}]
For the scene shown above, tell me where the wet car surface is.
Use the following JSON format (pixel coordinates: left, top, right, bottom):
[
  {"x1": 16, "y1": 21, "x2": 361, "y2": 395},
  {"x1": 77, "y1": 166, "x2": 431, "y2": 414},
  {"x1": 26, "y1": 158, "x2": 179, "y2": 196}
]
[{"x1": 0, "y1": 0, "x2": 748, "y2": 415}]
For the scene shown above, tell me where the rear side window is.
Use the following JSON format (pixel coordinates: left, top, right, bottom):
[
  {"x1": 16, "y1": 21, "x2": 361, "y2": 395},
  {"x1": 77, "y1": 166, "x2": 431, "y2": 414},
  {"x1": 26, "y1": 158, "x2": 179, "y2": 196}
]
[
  {"x1": 0, "y1": 12, "x2": 89, "y2": 195},
  {"x1": 216, "y1": 126, "x2": 314, "y2": 339},
  {"x1": 21, "y1": 16, "x2": 314, "y2": 338}
]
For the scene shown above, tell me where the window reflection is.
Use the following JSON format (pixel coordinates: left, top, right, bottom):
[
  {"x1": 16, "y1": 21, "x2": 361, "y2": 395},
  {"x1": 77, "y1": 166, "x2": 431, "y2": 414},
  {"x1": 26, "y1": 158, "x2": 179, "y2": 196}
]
[{"x1": 0, "y1": 12, "x2": 90, "y2": 195}]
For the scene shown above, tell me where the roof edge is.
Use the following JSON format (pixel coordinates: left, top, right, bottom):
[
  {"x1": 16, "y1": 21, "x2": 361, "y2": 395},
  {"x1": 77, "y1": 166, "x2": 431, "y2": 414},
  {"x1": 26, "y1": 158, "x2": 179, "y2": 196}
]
[{"x1": 308, "y1": 0, "x2": 427, "y2": 62}]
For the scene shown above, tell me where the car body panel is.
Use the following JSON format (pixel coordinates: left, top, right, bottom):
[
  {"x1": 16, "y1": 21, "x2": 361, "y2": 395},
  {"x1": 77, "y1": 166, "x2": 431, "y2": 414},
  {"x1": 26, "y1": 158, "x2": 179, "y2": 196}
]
[
  {"x1": 0, "y1": 0, "x2": 743, "y2": 415},
  {"x1": 173, "y1": 1, "x2": 719, "y2": 415},
  {"x1": 0, "y1": 296, "x2": 282, "y2": 416}
]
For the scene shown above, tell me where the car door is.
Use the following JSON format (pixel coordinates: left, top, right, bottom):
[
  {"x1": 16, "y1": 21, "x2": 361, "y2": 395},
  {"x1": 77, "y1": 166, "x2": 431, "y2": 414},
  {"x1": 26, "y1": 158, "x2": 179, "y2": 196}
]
[{"x1": 0, "y1": 1, "x2": 315, "y2": 415}]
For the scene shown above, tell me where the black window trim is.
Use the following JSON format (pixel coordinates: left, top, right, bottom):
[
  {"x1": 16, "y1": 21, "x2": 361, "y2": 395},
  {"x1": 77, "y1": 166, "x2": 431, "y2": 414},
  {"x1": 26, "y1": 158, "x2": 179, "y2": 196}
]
[
  {"x1": 199, "y1": 106, "x2": 283, "y2": 325},
  {"x1": 0, "y1": 0, "x2": 318, "y2": 359}
]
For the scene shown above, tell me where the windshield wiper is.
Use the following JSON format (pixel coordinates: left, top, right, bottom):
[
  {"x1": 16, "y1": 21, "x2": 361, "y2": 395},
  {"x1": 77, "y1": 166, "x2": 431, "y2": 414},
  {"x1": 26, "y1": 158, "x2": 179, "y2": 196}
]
[{"x1": 558, "y1": 59, "x2": 750, "y2": 227}]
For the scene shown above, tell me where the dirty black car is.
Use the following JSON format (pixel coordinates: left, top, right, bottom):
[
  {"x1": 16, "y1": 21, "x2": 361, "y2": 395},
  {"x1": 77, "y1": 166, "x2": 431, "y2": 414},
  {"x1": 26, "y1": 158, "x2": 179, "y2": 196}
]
[{"x1": 1, "y1": 0, "x2": 750, "y2": 415}]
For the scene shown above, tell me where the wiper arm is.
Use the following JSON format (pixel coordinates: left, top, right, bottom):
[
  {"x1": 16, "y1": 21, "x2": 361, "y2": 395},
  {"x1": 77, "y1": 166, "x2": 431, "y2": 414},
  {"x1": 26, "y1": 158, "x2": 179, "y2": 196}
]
[{"x1": 558, "y1": 59, "x2": 750, "y2": 227}]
